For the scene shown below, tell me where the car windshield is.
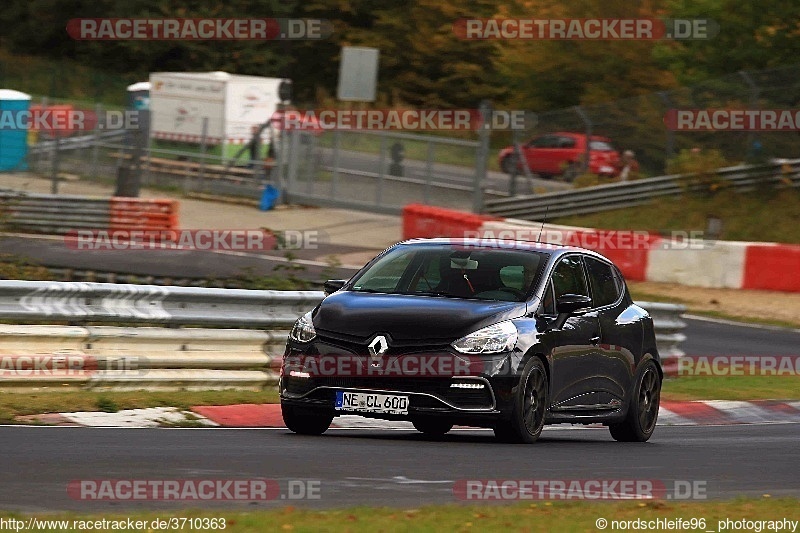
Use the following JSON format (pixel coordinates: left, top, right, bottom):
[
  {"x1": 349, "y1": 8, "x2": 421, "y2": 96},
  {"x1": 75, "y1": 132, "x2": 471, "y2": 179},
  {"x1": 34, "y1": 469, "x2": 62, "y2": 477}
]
[{"x1": 348, "y1": 244, "x2": 546, "y2": 302}]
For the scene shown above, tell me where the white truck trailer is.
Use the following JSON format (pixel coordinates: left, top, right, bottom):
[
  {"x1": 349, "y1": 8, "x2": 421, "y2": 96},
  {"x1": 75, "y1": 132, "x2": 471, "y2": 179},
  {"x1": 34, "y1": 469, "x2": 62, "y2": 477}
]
[{"x1": 148, "y1": 71, "x2": 288, "y2": 160}]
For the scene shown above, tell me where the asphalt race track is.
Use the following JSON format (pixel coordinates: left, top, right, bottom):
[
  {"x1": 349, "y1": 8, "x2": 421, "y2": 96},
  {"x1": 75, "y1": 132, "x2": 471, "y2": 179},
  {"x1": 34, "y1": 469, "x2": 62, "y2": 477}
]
[{"x1": 1, "y1": 423, "x2": 798, "y2": 511}]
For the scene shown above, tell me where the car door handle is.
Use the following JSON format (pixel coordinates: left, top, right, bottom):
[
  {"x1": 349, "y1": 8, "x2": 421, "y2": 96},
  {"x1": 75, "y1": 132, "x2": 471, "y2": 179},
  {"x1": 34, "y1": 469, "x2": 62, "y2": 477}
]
[{"x1": 590, "y1": 335, "x2": 600, "y2": 345}]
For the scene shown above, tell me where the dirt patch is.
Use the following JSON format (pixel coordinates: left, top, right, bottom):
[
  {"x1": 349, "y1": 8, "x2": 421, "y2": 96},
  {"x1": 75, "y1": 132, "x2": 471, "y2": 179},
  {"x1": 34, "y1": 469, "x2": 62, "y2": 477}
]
[{"x1": 629, "y1": 281, "x2": 800, "y2": 327}]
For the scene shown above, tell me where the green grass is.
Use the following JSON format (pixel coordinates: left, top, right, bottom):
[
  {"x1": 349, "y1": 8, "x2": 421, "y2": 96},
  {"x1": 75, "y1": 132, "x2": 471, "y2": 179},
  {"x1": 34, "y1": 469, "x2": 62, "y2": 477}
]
[
  {"x1": 662, "y1": 376, "x2": 800, "y2": 401},
  {"x1": 317, "y1": 130, "x2": 501, "y2": 171},
  {"x1": 0, "y1": 498, "x2": 795, "y2": 532},
  {"x1": 0, "y1": 390, "x2": 279, "y2": 423},
  {"x1": 555, "y1": 188, "x2": 800, "y2": 244}
]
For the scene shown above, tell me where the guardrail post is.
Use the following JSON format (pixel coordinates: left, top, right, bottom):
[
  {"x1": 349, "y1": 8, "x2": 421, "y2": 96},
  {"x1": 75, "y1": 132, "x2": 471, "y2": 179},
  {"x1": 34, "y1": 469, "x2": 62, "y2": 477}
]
[
  {"x1": 657, "y1": 91, "x2": 675, "y2": 170},
  {"x1": 473, "y1": 100, "x2": 491, "y2": 213},
  {"x1": 51, "y1": 135, "x2": 61, "y2": 194},
  {"x1": 573, "y1": 106, "x2": 592, "y2": 174},
  {"x1": 90, "y1": 103, "x2": 102, "y2": 180},
  {"x1": 198, "y1": 117, "x2": 209, "y2": 190}
]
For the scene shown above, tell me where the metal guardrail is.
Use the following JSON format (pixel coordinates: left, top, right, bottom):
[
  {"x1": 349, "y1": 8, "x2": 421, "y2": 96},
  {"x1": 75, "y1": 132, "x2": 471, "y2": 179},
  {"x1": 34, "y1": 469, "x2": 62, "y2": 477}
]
[
  {"x1": 1, "y1": 280, "x2": 325, "y2": 326},
  {"x1": 29, "y1": 130, "x2": 128, "y2": 154},
  {"x1": 0, "y1": 192, "x2": 110, "y2": 232},
  {"x1": 0, "y1": 281, "x2": 685, "y2": 390},
  {"x1": 483, "y1": 159, "x2": 800, "y2": 219},
  {"x1": 0, "y1": 191, "x2": 178, "y2": 234}
]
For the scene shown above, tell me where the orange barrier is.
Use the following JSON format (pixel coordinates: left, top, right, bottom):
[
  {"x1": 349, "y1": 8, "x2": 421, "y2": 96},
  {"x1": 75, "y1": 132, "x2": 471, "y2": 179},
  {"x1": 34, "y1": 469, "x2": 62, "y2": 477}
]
[
  {"x1": 109, "y1": 198, "x2": 179, "y2": 231},
  {"x1": 402, "y1": 204, "x2": 499, "y2": 240}
]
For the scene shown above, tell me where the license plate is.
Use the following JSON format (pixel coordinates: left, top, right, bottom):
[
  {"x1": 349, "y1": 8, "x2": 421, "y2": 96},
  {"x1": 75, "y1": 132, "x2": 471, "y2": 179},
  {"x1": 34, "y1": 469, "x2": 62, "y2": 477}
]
[{"x1": 335, "y1": 390, "x2": 409, "y2": 415}]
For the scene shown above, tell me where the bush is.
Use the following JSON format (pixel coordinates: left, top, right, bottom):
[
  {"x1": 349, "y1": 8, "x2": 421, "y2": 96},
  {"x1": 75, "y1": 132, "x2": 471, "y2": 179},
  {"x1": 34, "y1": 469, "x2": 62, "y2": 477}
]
[{"x1": 666, "y1": 148, "x2": 731, "y2": 195}]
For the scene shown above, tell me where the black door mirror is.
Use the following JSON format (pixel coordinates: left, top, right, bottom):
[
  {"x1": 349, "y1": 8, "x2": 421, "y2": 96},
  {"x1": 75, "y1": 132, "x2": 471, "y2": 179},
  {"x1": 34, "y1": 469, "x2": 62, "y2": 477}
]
[
  {"x1": 550, "y1": 294, "x2": 593, "y2": 330},
  {"x1": 556, "y1": 294, "x2": 592, "y2": 314},
  {"x1": 323, "y1": 279, "x2": 347, "y2": 296}
]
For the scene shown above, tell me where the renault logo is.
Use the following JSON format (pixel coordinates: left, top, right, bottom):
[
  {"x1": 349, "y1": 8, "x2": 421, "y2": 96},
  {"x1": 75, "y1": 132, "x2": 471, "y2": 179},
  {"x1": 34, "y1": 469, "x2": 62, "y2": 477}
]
[
  {"x1": 368, "y1": 335, "x2": 389, "y2": 356},
  {"x1": 368, "y1": 335, "x2": 389, "y2": 365}
]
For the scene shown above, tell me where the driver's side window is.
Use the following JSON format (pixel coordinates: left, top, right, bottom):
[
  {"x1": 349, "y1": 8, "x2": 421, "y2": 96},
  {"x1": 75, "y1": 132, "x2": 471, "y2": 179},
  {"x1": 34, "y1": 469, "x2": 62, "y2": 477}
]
[{"x1": 551, "y1": 255, "x2": 590, "y2": 299}]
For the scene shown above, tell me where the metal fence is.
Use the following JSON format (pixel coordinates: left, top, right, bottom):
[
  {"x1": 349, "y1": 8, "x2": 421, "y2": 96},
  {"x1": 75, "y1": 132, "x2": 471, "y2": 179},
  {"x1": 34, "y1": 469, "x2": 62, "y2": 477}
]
[
  {"x1": 6, "y1": 64, "x2": 800, "y2": 213},
  {"x1": 0, "y1": 280, "x2": 686, "y2": 390},
  {"x1": 485, "y1": 158, "x2": 800, "y2": 219},
  {"x1": 511, "y1": 64, "x2": 800, "y2": 176},
  {"x1": 276, "y1": 129, "x2": 488, "y2": 214}
]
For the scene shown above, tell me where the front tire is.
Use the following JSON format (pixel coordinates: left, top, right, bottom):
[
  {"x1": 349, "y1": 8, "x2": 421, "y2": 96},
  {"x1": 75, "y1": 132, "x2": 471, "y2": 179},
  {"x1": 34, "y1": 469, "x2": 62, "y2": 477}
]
[
  {"x1": 282, "y1": 404, "x2": 333, "y2": 435},
  {"x1": 412, "y1": 417, "x2": 453, "y2": 436},
  {"x1": 609, "y1": 361, "x2": 661, "y2": 442},
  {"x1": 494, "y1": 358, "x2": 548, "y2": 443}
]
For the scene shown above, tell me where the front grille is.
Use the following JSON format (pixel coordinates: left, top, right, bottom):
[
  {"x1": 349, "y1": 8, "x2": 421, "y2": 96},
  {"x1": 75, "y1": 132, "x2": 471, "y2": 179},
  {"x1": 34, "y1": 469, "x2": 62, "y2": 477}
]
[{"x1": 282, "y1": 375, "x2": 493, "y2": 409}]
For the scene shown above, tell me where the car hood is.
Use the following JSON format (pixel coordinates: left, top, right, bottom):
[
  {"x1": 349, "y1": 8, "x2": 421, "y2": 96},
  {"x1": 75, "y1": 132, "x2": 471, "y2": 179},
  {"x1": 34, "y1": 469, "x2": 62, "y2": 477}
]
[{"x1": 313, "y1": 291, "x2": 527, "y2": 343}]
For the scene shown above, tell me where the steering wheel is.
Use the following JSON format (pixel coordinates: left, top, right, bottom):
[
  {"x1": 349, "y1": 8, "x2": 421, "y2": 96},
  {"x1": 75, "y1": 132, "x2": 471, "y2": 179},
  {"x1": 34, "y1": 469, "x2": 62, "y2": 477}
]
[{"x1": 495, "y1": 286, "x2": 527, "y2": 299}]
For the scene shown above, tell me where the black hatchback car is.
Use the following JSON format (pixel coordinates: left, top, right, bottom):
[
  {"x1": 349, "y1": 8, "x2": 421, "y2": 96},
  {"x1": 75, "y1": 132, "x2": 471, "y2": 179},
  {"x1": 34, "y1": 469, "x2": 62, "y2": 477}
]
[{"x1": 280, "y1": 238, "x2": 662, "y2": 443}]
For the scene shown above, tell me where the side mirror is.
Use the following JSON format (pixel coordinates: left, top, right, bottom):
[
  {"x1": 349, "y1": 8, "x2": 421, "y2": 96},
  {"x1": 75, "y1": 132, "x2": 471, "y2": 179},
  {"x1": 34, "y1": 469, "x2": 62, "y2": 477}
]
[
  {"x1": 323, "y1": 279, "x2": 347, "y2": 296},
  {"x1": 550, "y1": 294, "x2": 592, "y2": 330},
  {"x1": 556, "y1": 294, "x2": 592, "y2": 314}
]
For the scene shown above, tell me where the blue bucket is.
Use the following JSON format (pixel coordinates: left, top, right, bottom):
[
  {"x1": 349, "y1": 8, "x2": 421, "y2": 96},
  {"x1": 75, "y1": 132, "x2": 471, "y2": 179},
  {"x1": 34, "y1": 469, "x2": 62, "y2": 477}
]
[{"x1": 259, "y1": 184, "x2": 280, "y2": 211}]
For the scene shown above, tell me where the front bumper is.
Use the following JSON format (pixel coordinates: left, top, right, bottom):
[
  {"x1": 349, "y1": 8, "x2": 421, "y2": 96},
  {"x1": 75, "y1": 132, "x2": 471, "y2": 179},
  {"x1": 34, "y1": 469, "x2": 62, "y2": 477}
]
[{"x1": 280, "y1": 338, "x2": 522, "y2": 424}]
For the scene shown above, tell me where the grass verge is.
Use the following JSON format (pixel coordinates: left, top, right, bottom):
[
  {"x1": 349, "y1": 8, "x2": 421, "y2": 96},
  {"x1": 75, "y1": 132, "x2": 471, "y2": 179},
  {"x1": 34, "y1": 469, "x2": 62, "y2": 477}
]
[
  {"x1": 0, "y1": 498, "x2": 795, "y2": 532},
  {"x1": 662, "y1": 376, "x2": 800, "y2": 401},
  {"x1": 553, "y1": 188, "x2": 800, "y2": 244},
  {"x1": 628, "y1": 281, "x2": 800, "y2": 329},
  {"x1": 0, "y1": 390, "x2": 278, "y2": 423}
]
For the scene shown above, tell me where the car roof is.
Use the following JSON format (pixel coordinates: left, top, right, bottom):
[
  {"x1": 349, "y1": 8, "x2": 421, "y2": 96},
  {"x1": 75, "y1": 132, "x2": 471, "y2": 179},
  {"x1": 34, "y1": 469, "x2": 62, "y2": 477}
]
[
  {"x1": 397, "y1": 237, "x2": 611, "y2": 262},
  {"x1": 548, "y1": 132, "x2": 613, "y2": 141}
]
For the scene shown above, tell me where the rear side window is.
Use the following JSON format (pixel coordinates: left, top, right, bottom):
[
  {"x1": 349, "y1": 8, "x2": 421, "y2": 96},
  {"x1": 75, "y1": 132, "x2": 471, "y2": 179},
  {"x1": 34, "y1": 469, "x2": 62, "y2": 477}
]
[
  {"x1": 585, "y1": 256, "x2": 621, "y2": 307},
  {"x1": 557, "y1": 136, "x2": 576, "y2": 148}
]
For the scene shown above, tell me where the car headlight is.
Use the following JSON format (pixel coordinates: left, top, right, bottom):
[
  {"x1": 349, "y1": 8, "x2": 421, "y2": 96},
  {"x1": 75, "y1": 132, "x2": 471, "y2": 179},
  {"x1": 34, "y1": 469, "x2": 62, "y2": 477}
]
[
  {"x1": 451, "y1": 321, "x2": 518, "y2": 354},
  {"x1": 289, "y1": 312, "x2": 316, "y2": 343}
]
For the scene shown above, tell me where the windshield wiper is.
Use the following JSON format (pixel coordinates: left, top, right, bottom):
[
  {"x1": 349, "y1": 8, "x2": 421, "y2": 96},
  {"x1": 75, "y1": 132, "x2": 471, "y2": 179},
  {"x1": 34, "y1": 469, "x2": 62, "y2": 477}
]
[{"x1": 407, "y1": 290, "x2": 451, "y2": 297}]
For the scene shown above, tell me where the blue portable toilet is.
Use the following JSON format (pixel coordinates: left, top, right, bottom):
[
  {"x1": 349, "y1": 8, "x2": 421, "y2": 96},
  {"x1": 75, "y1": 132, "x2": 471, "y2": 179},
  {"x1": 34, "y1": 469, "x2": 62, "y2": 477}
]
[
  {"x1": 0, "y1": 89, "x2": 31, "y2": 171},
  {"x1": 127, "y1": 82, "x2": 150, "y2": 110}
]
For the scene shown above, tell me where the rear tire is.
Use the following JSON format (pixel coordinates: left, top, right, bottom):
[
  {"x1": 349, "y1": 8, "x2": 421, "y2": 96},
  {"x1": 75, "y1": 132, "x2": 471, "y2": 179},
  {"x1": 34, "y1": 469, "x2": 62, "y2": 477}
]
[
  {"x1": 501, "y1": 155, "x2": 517, "y2": 175},
  {"x1": 493, "y1": 358, "x2": 548, "y2": 443},
  {"x1": 282, "y1": 404, "x2": 333, "y2": 435},
  {"x1": 609, "y1": 361, "x2": 661, "y2": 442},
  {"x1": 412, "y1": 417, "x2": 453, "y2": 436}
]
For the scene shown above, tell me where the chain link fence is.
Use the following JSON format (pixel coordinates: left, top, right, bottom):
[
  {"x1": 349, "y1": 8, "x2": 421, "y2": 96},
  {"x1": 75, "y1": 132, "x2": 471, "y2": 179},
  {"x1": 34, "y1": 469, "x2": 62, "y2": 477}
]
[
  {"x1": 6, "y1": 62, "x2": 800, "y2": 210},
  {"x1": 510, "y1": 64, "x2": 800, "y2": 176}
]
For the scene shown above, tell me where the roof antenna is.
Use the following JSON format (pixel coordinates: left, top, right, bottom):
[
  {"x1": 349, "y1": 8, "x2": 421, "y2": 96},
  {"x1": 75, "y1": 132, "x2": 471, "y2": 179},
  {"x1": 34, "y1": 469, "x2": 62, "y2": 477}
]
[{"x1": 536, "y1": 205, "x2": 550, "y2": 243}]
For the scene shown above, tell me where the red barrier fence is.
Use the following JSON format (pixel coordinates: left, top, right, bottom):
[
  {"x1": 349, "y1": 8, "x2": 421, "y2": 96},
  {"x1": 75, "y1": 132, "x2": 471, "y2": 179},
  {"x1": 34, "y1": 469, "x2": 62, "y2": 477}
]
[
  {"x1": 402, "y1": 204, "x2": 499, "y2": 240},
  {"x1": 109, "y1": 198, "x2": 179, "y2": 231}
]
